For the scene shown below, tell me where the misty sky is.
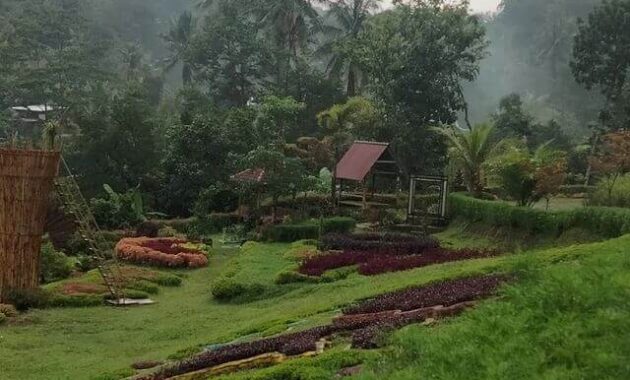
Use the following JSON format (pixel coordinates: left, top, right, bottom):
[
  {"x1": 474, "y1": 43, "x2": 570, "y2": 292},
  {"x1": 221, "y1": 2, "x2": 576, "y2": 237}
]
[{"x1": 381, "y1": 0, "x2": 501, "y2": 13}]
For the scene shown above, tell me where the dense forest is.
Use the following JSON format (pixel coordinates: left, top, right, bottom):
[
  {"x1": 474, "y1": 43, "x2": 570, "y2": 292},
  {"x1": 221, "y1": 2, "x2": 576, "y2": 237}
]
[{"x1": 1, "y1": 0, "x2": 628, "y2": 218}]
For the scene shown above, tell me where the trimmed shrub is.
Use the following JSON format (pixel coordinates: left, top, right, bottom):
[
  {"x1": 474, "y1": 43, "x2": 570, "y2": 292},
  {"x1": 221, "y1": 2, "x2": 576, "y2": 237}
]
[
  {"x1": 155, "y1": 274, "x2": 183, "y2": 287},
  {"x1": 264, "y1": 217, "x2": 356, "y2": 242},
  {"x1": 211, "y1": 279, "x2": 266, "y2": 302},
  {"x1": 265, "y1": 224, "x2": 319, "y2": 242},
  {"x1": 275, "y1": 271, "x2": 320, "y2": 285},
  {"x1": 129, "y1": 280, "x2": 160, "y2": 295},
  {"x1": 40, "y1": 242, "x2": 75, "y2": 284},
  {"x1": 5, "y1": 288, "x2": 51, "y2": 311},
  {"x1": 136, "y1": 221, "x2": 161, "y2": 238},
  {"x1": 48, "y1": 294, "x2": 104, "y2": 308},
  {"x1": 450, "y1": 193, "x2": 630, "y2": 238}
]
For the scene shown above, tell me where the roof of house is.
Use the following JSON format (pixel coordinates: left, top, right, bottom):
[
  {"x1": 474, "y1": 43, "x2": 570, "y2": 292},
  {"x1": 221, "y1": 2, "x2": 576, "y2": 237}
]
[
  {"x1": 335, "y1": 141, "x2": 392, "y2": 181},
  {"x1": 230, "y1": 168, "x2": 266, "y2": 183}
]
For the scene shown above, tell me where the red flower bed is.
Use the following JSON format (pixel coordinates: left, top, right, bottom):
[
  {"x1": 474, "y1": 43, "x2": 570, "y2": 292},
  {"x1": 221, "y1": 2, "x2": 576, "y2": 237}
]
[
  {"x1": 298, "y1": 250, "x2": 378, "y2": 276},
  {"x1": 115, "y1": 237, "x2": 208, "y2": 268},
  {"x1": 140, "y1": 325, "x2": 335, "y2": 380},
  {"x1": 343, "y1": 274, "x2": 509, "y2": 315},
  {"x1": 357, "y1": 248, "x2": 501, "y2": 276},
  {"x1": 320, "y1": 233, "x2": 439, "y2": 255},
  {"x1": 298, "y1": 248, "x2": 500, "y2": 277},
  {"x1": 138, "y1": 274, "x2": 505, "y2": 379}
]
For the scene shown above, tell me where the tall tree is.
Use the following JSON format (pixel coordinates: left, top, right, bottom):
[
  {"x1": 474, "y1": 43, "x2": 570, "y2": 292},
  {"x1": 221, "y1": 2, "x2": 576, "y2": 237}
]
[
  {"x1": 258, "y1": 0, "x2": 329, "y2": 88},
  {"x1": 572, "y1": 0, "x2": 630, "y2": 130},
  {"x1": 162, "y1": 11, "x2": 195, "y2": 85},
  {"x1": 189, "y1": 1, "x2": 272, "y2": 106},
  {"x1": 348, "y1": 1, "x2": 488, "y2": 174},
  {"x1": 320, "y1": 0, "x2": 380, "y2": 96}
]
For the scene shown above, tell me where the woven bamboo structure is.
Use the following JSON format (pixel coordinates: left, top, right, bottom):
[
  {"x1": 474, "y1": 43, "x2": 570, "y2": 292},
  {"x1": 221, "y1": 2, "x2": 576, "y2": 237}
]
[{"x1": 0, "y1": 148, "x2": 60, "y2": 301}]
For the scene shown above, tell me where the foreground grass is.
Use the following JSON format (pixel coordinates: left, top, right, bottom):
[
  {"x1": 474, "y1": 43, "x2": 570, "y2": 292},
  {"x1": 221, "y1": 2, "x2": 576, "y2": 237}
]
[
  {"x1": 358, "y1": 235, "x2": 630, "y2": 380},
  {"x1": 1, "y1": 233, "x2": 626, "y2": 379}
]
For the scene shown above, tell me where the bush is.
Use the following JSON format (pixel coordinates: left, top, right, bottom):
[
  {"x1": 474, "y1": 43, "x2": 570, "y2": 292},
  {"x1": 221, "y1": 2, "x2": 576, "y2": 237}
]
[
  {"x1": 196, "y1": 213, "x2": 243, "y2": 234},
  {"x1": 560, "y1": 184, "x2": 594, "y2": 197},
  {"x1": 0, "y1": 303, "x2": 18, "y2": 317},
  {"x1": 40, "y1": 242, "x2": 75, "y2": 284},
  {"x1": 48, "y1": 294, "x2": 104, "y2": 308},
  {"x1": 0, "y1": 312, "x2": 6, "y2": 325},
  {"x1": 5, "y1": 288, "x2": 51, "y2": 311},
  {"x1": 136, "y1": 221, "x2": 161, "y2": 238},
  {"x1": 155, "y1": 274, "x2": 183, "y2": 287},
  {"x1": 450, "y1": 193, "x2": 630, "y2": 238},
  {"x1": 588, "y1": 175, "x2": 630, "y2": 208},
  {"x1": 265, "y1": 217, "x2": 356, "y2": 242},
  {"x1": 275, "y1": 271, "x2": 320, "y2": 285},
  {"x1": 211, "y1": 279, "x2": 266, "y2": 302},
  {"x1": 129, "y1": 280, "x2": 160, "y2": 295}
]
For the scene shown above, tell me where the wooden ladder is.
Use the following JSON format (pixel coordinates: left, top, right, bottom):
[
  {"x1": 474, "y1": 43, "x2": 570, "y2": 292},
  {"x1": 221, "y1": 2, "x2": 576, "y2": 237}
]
[{"x1": 54, "y1": 158, "x2": 125, "y2": 303}]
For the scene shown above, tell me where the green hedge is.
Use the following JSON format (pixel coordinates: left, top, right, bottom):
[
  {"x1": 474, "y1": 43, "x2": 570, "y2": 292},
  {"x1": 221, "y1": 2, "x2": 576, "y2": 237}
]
[
  {"x1": 264, "y1": 217, "x2": 356, "y2": 242},
  {"x1": 450, "y1": 193, "x2": 630, "y2": 238}
]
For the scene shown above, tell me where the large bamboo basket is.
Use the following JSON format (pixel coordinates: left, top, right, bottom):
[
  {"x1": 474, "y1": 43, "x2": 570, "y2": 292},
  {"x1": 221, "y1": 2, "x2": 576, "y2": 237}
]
[{"x1": 0, "y1": 148, "x2": 61, "y2": 302}]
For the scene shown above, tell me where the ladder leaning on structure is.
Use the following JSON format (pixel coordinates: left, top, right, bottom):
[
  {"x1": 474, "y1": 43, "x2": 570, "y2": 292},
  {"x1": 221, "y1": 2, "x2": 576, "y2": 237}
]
[{"x1": 54, "y1": 157, "x2": 125, "y2": 303}]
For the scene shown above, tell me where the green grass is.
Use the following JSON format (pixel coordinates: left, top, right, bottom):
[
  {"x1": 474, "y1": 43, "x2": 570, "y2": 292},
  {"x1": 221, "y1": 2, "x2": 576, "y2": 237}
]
[
  {"x1": 1, "y1": 232, "x2": 628, "y2": 379},
  {"x1": 357, "y1": 234, "x2": 630, "y2": 380}
]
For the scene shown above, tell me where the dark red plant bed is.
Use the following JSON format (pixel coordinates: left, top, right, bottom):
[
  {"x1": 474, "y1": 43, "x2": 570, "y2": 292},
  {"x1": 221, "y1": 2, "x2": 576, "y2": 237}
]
[
  {"x1": 298, "y1": 248, "x2": 500, "y2": 277},
  {"x1": 320, "y1": 233, "x2": 439, "y2": 254},
  {"x1": 343, "y1": 274, "x2": 509, "y2": 315},
  {"x1": 357, "y1": 248, "x2": 501, "y2": 276},
  {"x1": 138, "y1": 325, "x2": 335, "y2": 380},
  {"x1": 298, "y1": 250, "x2": 379, "y2": 276}
]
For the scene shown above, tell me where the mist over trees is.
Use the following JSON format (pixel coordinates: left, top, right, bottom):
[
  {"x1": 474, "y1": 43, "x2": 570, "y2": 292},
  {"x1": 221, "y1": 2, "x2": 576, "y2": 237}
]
[
  {"x1": 1, "y1": 0, "x2": 628, "y2": 216},
  {"x1": 464, "y1": 0, "x2": 604, "y2": 139}
]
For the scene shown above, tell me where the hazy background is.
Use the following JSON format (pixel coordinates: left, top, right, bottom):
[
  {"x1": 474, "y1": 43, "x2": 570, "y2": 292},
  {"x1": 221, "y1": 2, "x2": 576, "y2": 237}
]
[{"x1": 381, "y1": 0, "x2": 501, "y2": 13}]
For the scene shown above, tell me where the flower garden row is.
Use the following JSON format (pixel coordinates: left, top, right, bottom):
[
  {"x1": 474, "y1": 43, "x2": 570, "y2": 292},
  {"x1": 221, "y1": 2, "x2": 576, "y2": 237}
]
[
  {"x1": 139, "y1": 274, "x2": 508, "y2": 380},
  {"x1": 297, "y1": 233, "x2": 501, "y2": 277},
  {"x1": 115, "y1": 237, "x2": 209, "y2": 268}
]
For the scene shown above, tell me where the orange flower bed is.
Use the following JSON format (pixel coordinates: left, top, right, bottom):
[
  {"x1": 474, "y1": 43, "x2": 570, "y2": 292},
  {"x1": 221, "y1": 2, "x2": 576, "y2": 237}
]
[{"x1": 115, "y1": 237, "x2": 208, "y2": 268}]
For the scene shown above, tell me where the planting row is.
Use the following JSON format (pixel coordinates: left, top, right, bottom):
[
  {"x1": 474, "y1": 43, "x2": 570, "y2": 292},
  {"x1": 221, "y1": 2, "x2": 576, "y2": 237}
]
[
  {"x1": 343, "y1": 274, "x2": 509, "y2": 315},
  {"x1": 139, "y1": 325, "x2": 334, "y2": 380},
  {"x1": 298, "y1": 248, "x2": 499, "y2": 277},
  {"x1": 139, "y1": 275, "x2": 508, "y2": 379},
  {"x1": 115, "y1": 237, "x2": 208, "y2": 268},
  {"x1": 320, "y1": 232, "x2": 439, "y2": 255}
]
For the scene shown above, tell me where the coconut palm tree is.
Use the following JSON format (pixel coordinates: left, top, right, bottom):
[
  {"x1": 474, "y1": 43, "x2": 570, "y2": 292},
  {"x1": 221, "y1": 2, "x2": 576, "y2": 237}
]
[
  {"x1": 437, "y1": 123, "x2": 497, "y2": 198},
  {"x1": 320, "y1": 0, "x2": 379, "y2": 96},
  {"x1": 162, "y1": 11, "x2": 195, "y2": 85}
]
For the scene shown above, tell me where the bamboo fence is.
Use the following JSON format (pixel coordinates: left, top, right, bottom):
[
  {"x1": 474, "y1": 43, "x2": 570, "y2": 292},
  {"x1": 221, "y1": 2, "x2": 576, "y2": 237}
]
[{"x1": 0, "y1": 148, "x2": 60, "y2": 302}]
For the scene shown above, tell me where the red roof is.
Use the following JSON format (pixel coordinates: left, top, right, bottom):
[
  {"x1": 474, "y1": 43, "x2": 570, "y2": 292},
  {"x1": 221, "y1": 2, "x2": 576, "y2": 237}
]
[
  {"x1": 230, "y1": 168, "x2": 266, "y2": 183},
  {"x1": 335, "y1": 141, "x2": 390, "y2": 181}
]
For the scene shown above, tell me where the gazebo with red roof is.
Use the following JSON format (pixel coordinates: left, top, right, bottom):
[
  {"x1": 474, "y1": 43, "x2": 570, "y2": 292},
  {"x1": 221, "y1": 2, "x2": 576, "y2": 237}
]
[{"x1": 334, "y1": 141, "x2": 400, "y2": 208}]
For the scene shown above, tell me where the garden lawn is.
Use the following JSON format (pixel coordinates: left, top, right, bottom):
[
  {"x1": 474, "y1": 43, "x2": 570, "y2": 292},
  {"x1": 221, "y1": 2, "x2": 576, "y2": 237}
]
[
  {"x1": 358, "y1": 234, "x2": 630, "y2": 380},
  {"x1": 1, "y1": 235, "x2": 628, "y2": 379}
]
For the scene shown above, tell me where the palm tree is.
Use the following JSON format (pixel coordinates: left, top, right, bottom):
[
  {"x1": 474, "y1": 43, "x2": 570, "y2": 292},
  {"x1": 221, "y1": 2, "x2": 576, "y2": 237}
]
[
  {"x1": 258, "y1": 0, "x2": 329, "y2": 88},
  {"x1": 162, "y1": 11, "x2": 195, "y2": 85},
  {"x1": 320, "y1": 0, "x2": 379, "y2": 96},
  {"x1": 437, "y1": 123, "x2": 497, "y2": 198}
]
